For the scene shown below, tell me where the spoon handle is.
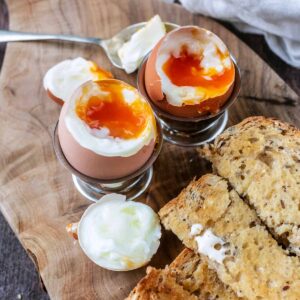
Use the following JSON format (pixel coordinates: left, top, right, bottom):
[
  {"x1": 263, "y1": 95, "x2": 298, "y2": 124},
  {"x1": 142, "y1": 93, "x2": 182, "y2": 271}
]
[{"x1": 0, "y1": 30, "x2": 101, "y2": 45}]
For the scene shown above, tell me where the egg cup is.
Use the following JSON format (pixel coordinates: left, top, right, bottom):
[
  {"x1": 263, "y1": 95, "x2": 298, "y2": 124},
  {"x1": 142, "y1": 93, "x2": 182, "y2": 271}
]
[
  {"x1": 137, "y1": 56, "x2": 241, "y2": 147},
  {"x1": 53, "y1": 121, "x2": 163, "y2": 202}
]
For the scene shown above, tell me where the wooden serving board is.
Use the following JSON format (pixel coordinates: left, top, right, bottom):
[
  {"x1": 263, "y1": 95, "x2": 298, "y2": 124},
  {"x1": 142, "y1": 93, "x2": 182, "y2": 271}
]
[{"x1": 0, "y1": 0, "x2": 299, "y2": 299}]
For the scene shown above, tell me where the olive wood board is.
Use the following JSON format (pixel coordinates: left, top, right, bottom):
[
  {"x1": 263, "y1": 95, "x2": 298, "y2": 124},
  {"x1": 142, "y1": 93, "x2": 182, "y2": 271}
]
[{"x1": 0, "y1": 0, "x2": 299, "y2": 299}]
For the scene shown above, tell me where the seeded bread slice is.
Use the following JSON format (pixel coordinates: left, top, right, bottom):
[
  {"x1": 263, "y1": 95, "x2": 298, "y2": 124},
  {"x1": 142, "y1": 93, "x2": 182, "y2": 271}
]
[
  {"x1": 200, "y1": 116, "x2": 300, "y2": 255},
  {"x1": 159, "y1": 174, "x2": 300, "y2": 300},
  {"x1": 126, "y1": 248, "x2": 239, "y2": 300}
]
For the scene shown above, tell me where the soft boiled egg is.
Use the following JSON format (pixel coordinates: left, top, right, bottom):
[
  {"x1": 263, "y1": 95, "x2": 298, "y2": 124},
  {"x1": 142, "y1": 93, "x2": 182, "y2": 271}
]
[
  {"x1": 76, "y1": 193, "x2": 161, "y2": 271},
  {"x1": 44, "y1": 57, "x2": 113, "y2": 105},
  {"x1": 58, "y1": 79, "x2": 157, "y2": 180},
  {"x1": 145, "y1": 26, "x2": 235, "y2": 118}
]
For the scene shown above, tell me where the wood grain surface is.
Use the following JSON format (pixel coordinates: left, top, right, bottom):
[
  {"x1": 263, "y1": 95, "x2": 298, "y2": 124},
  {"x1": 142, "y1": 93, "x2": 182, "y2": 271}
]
[{"x1": 0, "y1": 0, "x2": 299, "y2": 299}]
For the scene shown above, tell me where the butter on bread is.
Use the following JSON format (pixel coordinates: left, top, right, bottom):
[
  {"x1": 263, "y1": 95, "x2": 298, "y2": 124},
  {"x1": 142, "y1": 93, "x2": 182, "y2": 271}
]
[
  {"x1": 159, "y1": 174, "x2": 300, "y2": 299},
  {"x1": 126, "y1": 248, "x2": 239, "y2": 300},
  {"x1": 200, "y1": 116, "x2": 300, "y2": 255}
]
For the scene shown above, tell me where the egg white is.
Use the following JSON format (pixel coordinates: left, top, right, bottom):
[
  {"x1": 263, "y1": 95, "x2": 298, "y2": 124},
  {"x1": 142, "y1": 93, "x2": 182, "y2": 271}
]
[
  {"x1": 43, "y1": 57, "x2": 108, "y2": 102},
  {"x1": 64, "y1": 81, "x2": 156, "y2": 157},
  {"x1": 118, "y1": 15, "x2": 166, "y2": 74},
  {"x1": 155, "y1": 26, "x2": 233, "y2": 106},
  {"x1": 78, "y1": 194, "x2": 161, "y2": 271}
]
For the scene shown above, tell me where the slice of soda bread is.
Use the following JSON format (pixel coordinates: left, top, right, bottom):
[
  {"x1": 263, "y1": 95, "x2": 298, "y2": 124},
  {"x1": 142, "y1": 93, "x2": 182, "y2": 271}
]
[
  {"x1": 200, "y1": 116, "x2": 300, "y2": 255},
  {"x1": 159, "y1": 174, "x2": 300, "y2": 299},
  {"x1": 126, "y1": 248, "x2": 239, "y2": 300}
]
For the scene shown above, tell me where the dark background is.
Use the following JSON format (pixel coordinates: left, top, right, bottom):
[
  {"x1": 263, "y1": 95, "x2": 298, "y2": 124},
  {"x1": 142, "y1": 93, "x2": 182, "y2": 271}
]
[{"x1": 0, "y1": 1, "x2": 299, "y2": 299}]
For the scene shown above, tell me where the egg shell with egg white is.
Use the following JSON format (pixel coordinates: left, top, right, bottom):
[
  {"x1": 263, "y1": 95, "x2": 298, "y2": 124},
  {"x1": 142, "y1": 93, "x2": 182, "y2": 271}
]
[
  {"x1": 58, "y1": 80, "x2": 156, "y2": 180},
  {"x1": 144, "y1": 26, "x2": 235, "y2": 118},
  {"x1": 44, "y1": 57, "x2": 113, "y2": 105},
  {"x1": 77, "y1": 193, "x2": 161, "y2": 271}
]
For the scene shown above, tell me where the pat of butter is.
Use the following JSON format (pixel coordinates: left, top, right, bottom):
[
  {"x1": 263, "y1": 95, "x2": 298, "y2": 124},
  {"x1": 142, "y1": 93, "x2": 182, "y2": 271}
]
[
  {"x1": 190, "y1": 223, "x2": 203, "y2": 236},
  {"x1": 118, "y1": 15, "x2": 166, "y2": 73},
  {"x1": 191, "y1": 225, "x2": 227, "y2": 264}
]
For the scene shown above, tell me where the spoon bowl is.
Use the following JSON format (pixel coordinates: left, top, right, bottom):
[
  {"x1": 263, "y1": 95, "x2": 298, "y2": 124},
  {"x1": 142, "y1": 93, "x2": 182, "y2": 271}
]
[{"x1": 100, "y1": 22, "x2": 179, "y2": 68}]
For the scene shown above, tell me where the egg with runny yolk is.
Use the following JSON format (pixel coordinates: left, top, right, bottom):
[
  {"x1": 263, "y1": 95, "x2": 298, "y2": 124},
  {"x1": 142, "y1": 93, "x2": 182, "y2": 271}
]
[
  {"x1": 145, "y1": 26, "x2": 235, "y2": 118},
  {"x1": 58, "y1": 79, "x2": 157, "y2": 180}
]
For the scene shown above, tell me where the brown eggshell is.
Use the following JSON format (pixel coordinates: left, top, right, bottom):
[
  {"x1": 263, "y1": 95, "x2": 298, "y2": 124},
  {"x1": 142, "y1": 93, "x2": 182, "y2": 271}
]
[
  {"x1": 46, "y1": 89, "x2": 64, "y2": 106},
  {"x1": 145, "y1": 38, "x2": 164, "y2": 102},
  {"x1": 144, "y1": 27, "x2": 235, "y2": 118},
  {"x1": 152, "y1": 83, "x2": 234, "y2": 118},
  {"x1": 58, "y1": 102, "x2": 156, "y2": 180}
]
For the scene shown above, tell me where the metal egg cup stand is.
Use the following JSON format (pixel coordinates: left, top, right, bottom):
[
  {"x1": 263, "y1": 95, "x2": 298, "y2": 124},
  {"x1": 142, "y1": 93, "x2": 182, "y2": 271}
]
[
  {"x1": 53, "y1": 56, "x2": 240, "y2": 202},
  {"x1": 53, "y1": 121, "x2": 163, "y2": 202}
]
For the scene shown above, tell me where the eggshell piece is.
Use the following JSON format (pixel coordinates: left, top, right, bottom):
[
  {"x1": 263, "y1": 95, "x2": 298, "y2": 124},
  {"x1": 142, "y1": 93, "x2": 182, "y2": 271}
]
[
  {"x1": 145, "y1": 38, "x2": 164, "y2": 102},
  {"x1": 44, "y1": 57, "x2": 113, "y2": 106},
  {"x1": 77, "y1": 194, "x2": 161, "y2": 271},
  {"x1": 47, "y1": 89, "x2": 64, "y2": 106}
]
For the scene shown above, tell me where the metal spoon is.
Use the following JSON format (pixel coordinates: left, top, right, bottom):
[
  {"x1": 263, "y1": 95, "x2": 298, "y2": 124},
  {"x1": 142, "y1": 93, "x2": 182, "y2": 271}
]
[{"x1": 0, "y1": 22, "x2": 178, "y2": 70}]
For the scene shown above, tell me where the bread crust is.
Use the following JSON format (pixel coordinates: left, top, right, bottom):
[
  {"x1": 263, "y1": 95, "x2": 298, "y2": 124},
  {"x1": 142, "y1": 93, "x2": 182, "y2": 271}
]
[
  {"x1": 200, "y1": 116, "x2": 300, "y2": 255},
  {"x1": 126, "y1": 248, "x2": 239, "y2": 300},
  {"x1": 159, "y1": 174, "x2": 300, "y2": 300}
]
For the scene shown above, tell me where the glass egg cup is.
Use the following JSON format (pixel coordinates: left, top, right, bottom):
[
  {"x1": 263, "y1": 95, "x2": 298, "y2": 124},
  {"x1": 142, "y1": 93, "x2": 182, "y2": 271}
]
[
  {"x1": 53, "y1": 120, "x2": 163, "y2": 202},
  {"x1": 137, "y1": 56, "x2": 241, "y2": 147}
]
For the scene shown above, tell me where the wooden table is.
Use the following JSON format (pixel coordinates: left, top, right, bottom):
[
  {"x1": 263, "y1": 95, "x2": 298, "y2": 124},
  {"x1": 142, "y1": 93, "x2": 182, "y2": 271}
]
[
  {"x1": 0, "y1": 0, "x2": 299, "y2": 299},
  {"x1": 0, "y1": 3, "x2": 55, "y2": 299}
]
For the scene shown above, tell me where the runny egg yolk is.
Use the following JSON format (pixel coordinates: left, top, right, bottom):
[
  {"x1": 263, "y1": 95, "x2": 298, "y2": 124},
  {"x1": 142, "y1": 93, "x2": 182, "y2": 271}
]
[
  {"x1": 75, "y1": 81, "x2": 149, "y2": 139},
  {"x1": 89, "y1": 62, "x2": 113, "y2": 80},
  {"x1": 162, "y1": 46, "x2": 234, "y2": 89}
]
